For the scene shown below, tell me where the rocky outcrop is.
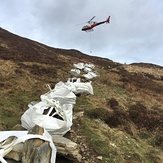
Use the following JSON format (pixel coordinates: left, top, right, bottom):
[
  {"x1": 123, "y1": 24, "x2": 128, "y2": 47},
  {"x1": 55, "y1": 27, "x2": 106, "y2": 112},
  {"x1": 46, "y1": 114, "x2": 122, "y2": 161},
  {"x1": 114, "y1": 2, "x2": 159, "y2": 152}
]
[
  {"x1": 52, "y1": 135, "x2": 82, "y2": 162},
  {"x1": 4, "y1": 125, "x2": 81, "y2": 163}
]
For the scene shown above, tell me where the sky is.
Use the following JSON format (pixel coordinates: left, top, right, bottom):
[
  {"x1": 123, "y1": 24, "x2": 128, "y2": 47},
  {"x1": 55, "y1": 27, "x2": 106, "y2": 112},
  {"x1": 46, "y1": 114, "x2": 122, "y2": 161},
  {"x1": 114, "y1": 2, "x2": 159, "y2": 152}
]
[{"x1": 0, "y1": 0, "x2": 163, "y2": 66}]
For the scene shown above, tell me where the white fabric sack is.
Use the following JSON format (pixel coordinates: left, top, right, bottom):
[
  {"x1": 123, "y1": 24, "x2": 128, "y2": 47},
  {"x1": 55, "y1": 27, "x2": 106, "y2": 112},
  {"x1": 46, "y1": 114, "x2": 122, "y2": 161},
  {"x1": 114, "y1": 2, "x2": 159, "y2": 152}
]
[
  {"x1": 85, "y1": 63, "x2": 95, "y2": 69},
  {"x1": 83, "y1": 67, "x2": 92, "y2": 73},
  {"x1": 73, "y1": 63, "x2": 85, "y2": 70},
  {"x1": 66, "y1": 78, "x2": 94, "y2": 95},
  {"x1": 82, "y1": 71, "x2": 98, "y2": 80},
  {"x1": 41, "y1": 82, "x2": 76, "y2": 105},
  {"x1": 69, "y1": 69, "x2": 80, "y2": 76},
  {"x1": 67, "y1": 78, "x2": 80, "y2": 83},
  {"x1": 0, "y1": 129, "x2": 56, "y2": 163},
  {"x1": 21, "y1": 99, "x2": 73, "y2": 135}
]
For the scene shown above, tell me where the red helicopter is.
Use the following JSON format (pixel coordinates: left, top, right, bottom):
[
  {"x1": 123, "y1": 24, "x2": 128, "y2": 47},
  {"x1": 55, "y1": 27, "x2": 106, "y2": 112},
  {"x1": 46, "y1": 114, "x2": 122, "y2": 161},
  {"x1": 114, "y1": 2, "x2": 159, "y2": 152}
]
[{"x1": 81, "y1": 16, "x2": 110, "y2": 32}]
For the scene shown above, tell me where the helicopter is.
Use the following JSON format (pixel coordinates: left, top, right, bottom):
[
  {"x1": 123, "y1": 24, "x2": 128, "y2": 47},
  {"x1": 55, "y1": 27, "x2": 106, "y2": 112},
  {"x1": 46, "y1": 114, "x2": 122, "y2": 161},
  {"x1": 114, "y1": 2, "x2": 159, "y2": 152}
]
[{"x1": 81, "y1": 16, "x2": 110, "y2": 32}]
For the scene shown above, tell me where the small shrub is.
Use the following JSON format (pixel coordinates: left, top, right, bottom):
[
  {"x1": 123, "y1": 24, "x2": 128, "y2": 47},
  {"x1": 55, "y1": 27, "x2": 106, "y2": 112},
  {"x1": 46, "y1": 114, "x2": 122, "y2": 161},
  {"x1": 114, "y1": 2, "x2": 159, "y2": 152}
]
[
  {"x1": 128, "y1": 102, "x2": 148, "y2": 128},
  {"x1": 85, "y1": 107, "x2": 111, "y2": 121},
  {"x1": 129, "y1": 102, "x2": 163, "y2": 131},
  {"x1": 105, "y1": 109, "x2": 129, "y2": 127},
  {"x1": 154, "y1": 134, "x2": 163, "y2": 148},
  {"x1": 139, "y1": 131, "x2": 151, "y2": 139},
  {"x1": 145, "y1": 150, "x2": 162, "y2": 163},
  {"x1": 86, "y1": 107, "x2": 129, "y2": 128},
  {"x1": 107, "y1": 98, "x2": 119, "y2": 109}
]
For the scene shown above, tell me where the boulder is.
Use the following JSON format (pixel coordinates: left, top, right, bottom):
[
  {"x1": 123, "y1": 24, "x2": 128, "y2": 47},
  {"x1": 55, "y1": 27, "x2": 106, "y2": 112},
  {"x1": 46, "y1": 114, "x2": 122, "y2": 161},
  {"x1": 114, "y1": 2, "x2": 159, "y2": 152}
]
[
  {"x1": 52, "y1": 135, "x2": 82, "y2": 162},
  {"x1": 5, "y1": 143, "x2": 24, "y2": 161},
  {"x1": 22, "y1": 125, "x2": 51, "y2": 163}
]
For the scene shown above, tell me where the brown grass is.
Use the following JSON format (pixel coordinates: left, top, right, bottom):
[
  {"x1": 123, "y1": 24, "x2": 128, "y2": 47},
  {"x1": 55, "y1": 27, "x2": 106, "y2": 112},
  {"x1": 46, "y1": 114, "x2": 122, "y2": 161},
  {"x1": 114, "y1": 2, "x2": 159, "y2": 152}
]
[{"x1": 0, "y1": 27, "x2": 163, "y2": 162}]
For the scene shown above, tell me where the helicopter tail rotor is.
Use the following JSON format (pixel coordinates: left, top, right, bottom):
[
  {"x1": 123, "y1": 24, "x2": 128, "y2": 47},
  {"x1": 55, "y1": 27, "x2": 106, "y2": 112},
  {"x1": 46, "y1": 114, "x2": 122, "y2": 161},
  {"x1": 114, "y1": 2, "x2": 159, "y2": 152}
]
[{"x1": 106, "y1": 16, "x2": 110, "y2": 23}]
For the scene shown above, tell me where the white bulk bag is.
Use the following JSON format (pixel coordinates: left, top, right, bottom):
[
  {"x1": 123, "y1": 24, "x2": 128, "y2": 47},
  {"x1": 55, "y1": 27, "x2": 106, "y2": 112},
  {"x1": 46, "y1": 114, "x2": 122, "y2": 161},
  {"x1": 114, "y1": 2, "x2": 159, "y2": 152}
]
[
  {"x1": 82, "y1": 71, "x2": 98, "y2": 80},
  {"x1": 41, "y1": 82, "x2": 76, "y2": 105},
  {"x1": 66, "y1": 78, "x2": 94, "y2": 95},
  {"x1": 69, "y1": 69, "x2": 80, "y2": 76},
  {"x1": 83, "y1": 67, "x2": 92, "y2": 73},
  {"x1": 85, "y1": 63, "x2": 95, "y2": 69},
  {"x1": 73, "y1": 63, "x2": 84, "y2": 70},
  {"x1": 21, "y1": 99, "x2": 73, "y2": 135}
]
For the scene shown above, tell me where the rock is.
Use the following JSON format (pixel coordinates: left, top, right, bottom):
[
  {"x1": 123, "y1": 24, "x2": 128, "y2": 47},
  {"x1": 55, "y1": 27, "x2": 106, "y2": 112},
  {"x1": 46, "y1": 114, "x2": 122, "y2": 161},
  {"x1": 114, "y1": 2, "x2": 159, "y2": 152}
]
[
  {"x1": 27, "y1": 125, "x2": 44, "y2": 135},
  {"x1": 5, "y1": 158, "x2": 21, "y2": 163},
  {"x1": 5, "y1": 143, "x2": 24, "y2": 161},
  {"x1": 52, "y1": 135, "x2": 82, "y2": 162},
  {"x1": 96, "y1": 156, "x2": 103, "y2": 160},
  {"x1": 73, "y1": 111, "x2": 84, "y2": 120},
  {"x1": 33, "y1": 142, "x2": 51, "y2": 163},
  {"x1": 22, "y1": 125, "x2": 51, "y2": 163}
]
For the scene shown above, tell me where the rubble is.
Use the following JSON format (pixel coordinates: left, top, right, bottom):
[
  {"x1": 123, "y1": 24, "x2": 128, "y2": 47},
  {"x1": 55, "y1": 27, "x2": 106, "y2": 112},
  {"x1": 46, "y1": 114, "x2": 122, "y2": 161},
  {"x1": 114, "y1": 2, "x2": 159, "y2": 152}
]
[{"x1": 2, "y1": 126, "x2": 81, "y2": 163}]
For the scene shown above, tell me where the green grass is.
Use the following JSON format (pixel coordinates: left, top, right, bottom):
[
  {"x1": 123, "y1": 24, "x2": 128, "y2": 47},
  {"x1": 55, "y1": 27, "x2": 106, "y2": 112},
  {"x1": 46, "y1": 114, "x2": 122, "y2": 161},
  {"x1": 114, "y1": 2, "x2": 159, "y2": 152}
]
[
  {"x1": 81, "y1": 117, "x2": 163, "y2": 163},
  {"x1": 74, "y1": 95, "x2": 93, "y2": 112},
  {"x1": 0, "y1": 91, "x2": 40, "y2": 130},
  {"x1": 0, "y1": 62, "x2": 162, "y2": 163}
]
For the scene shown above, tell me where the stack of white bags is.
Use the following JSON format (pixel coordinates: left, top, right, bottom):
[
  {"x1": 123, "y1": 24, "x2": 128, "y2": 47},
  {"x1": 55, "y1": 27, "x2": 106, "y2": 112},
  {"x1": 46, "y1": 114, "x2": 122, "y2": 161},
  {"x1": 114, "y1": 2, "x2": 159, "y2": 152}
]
[
  {"x1": 70, "y1": 62, "x2": 98, "y2": 80},
  {"x1": 0, "y1": 63, "x2": 98, "y2": 163}
]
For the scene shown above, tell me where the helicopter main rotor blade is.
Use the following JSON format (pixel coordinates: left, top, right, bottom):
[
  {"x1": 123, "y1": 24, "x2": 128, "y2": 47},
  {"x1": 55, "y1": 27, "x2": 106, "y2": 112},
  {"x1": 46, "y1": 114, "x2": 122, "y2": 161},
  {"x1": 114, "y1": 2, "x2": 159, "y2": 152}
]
[
  {"x1": 88, "y1": 16, "x2": 95, "y2": 23},
  {"x1": 75, "y1": 16, "x2": 95, "y2": 26}
]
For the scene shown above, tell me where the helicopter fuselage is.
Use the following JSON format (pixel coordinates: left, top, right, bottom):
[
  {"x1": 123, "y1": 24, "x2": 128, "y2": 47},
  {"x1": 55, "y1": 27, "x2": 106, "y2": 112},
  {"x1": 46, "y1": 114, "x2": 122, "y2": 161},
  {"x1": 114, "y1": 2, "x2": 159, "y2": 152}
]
[
  {"x1": 82, "y1": 16, "x2": 110, "y2": 31},
  {"x1": 82, "y1": 21, "x2": 105, "y2": 31}
]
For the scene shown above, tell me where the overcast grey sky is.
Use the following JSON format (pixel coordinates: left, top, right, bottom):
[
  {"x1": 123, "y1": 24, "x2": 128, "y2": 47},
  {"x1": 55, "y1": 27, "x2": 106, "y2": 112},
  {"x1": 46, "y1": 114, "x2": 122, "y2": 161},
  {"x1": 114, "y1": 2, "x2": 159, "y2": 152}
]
[{"x1": 0, "y1": 0, "x2": 163, "y2": 66}]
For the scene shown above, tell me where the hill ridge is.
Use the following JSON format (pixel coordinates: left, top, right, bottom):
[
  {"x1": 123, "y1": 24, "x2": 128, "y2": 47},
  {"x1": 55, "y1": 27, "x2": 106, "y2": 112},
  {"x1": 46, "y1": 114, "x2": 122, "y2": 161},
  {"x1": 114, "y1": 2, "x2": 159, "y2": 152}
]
[{"x1": 0, "y1": 27, "x2": 163, "y2": 163}]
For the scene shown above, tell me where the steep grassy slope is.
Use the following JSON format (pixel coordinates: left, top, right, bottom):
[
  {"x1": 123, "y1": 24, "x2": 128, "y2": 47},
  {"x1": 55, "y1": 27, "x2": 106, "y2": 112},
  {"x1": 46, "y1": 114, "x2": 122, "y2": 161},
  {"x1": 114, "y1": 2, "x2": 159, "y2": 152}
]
[
  {"x1": 0, "y1": 28, "x2": 163, "y2": 162},
  {"x1": 71, "y1": 64, "x2": 163, "y2": 162}
]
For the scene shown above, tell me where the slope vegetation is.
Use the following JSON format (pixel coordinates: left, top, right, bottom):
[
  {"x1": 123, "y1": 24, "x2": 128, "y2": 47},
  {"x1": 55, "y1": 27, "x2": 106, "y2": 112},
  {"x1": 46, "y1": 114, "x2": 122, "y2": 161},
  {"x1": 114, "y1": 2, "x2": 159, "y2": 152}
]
[{"x1": 0, "y1": 28, "x2": 163, "y2": 163}]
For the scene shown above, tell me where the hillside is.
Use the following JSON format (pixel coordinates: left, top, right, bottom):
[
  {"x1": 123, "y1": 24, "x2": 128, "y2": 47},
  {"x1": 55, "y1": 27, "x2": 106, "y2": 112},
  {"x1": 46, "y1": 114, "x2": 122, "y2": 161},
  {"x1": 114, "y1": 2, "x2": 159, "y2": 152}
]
[{"x1": 0, "y1": 27, "x2": 163, "y2": 163}]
